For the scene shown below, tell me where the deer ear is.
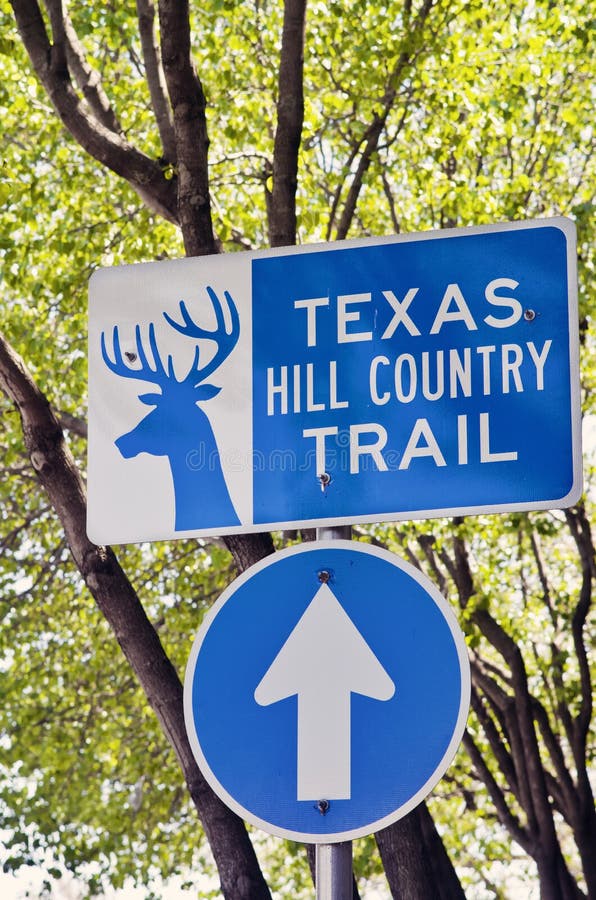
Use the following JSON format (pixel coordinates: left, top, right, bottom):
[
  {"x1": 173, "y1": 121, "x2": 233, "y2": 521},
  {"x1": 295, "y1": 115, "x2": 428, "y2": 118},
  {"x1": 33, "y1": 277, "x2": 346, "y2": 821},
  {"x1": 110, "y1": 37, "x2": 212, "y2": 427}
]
[
  {"x1": 138, "y1": 392, "x2": 162, "y2": 406},
  {"x1": 195, "y1": 384, "x2": 222, "y2": 401}
]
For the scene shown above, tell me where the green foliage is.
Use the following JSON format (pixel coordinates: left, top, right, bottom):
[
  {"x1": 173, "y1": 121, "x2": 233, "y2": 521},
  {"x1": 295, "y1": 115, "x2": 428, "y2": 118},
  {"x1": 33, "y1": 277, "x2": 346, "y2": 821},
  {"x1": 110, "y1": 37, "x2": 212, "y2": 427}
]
[
  {"x1": 0, "y1": 536, "x2": 228, "y2": 891},
  {"x1": 0, "y1": 0, "x2": 594, "y2": 896}
]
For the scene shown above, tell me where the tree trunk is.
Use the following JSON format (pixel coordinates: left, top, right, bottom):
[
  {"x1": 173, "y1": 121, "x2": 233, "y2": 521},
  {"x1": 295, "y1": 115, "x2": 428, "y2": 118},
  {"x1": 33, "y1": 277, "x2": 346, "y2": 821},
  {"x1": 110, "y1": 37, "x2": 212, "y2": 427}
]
[
  {"x1": 574, "y1": 810, "x2": 596, "y2": 899},
  {"x1": 0, "y1": 333, "x2": 273, "y2": 900},
  {"x1": 534, "y1": 848, "x2": 585, "y2": 900},
  {"x1": 376, "y1": 804, "x2": 466, "y2": 900}
]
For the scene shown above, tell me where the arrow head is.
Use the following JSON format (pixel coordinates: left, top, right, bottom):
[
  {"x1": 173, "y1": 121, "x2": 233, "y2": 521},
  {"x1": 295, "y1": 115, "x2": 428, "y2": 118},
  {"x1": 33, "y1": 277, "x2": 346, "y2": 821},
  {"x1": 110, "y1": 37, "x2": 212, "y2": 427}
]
[{"x1": 254, "y1": 582, "x2": 395, "y2": 705}]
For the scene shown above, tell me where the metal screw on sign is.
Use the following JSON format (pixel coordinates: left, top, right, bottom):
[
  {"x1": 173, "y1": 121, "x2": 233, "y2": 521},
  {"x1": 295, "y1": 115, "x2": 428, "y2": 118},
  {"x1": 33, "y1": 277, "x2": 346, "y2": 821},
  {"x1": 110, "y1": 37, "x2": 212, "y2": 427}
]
[{"x1": 318, "y1": 472, "x2": 332, "y2": 493}]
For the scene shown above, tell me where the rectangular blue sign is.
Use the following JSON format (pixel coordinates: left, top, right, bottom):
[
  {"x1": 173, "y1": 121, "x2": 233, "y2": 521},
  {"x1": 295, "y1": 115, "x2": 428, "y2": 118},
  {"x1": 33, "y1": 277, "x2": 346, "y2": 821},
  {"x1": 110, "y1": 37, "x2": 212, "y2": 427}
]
[
  {"x1": 88, "y1": 218, "x2": 581, "y2": 543},
  {"x1": 251, "y1": 219, "x2": 581, "y2": 527}
]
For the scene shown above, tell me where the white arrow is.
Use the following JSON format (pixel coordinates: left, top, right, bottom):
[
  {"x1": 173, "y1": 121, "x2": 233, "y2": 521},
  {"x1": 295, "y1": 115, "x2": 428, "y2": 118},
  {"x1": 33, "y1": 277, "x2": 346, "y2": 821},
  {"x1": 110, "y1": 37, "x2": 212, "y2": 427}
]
[{"x1": 254, "y1": 583, "x2": 395, "y2": 801}]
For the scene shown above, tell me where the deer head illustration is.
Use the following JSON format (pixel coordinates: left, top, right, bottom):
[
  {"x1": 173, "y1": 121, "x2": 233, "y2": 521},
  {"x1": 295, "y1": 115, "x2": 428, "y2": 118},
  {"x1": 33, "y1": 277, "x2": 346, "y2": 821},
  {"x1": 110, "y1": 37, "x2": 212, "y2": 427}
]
[{"x1": 101, "y1": 286, "x2": 241, "y2": 531}]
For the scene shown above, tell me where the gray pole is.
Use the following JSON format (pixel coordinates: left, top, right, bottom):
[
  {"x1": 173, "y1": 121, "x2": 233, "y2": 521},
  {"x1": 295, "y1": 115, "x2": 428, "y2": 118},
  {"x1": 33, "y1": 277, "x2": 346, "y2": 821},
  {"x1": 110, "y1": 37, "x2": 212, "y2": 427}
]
[
  {"x1": 317, "y1": 524, "x2": 352, "y2": 542},
  {"x1": 314, "y1": 522, "x2": 353, "y2": 900},
  {"x1": 315, "y1": 842, "x2": 353, "y2": 900}
]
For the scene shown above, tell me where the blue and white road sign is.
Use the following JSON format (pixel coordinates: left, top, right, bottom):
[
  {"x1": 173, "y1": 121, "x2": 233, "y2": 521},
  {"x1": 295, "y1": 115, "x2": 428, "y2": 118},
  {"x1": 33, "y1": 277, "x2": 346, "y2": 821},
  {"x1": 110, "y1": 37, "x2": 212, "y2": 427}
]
[
  {"x1": 183, "y1": 541, "x2": 471, "y2": 842},
  {"x1": 88, "y1": 217, "x2": 581, "y2": 544}
]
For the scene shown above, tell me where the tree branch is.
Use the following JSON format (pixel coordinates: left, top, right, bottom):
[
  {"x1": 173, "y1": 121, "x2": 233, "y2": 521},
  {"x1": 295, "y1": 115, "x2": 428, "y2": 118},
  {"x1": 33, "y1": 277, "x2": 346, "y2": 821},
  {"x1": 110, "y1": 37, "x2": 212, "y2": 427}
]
[
  {"x1": 462, "y1": 730, "x2": 531, "y2": 853},
  {"x1": 564, "y1": 505, "x2": 594, "y2": 757},
  {"x1": 531, "y1": 698, "x2": 577, "y2": 820},
  {"x1": 10, "y1": 0, "x2": 179, "y2": 223},
  {"x1": 470, "y1": 667, "x2": 537, "y2": 830},
  {"x1": 438, "y1": 525, "x2": 476, "y2": 604},
  {"x1": 334, "y1": 112, "x2": 386, "y2": 241},
  {"x1": 223, "y1": 531, "x2": 275, "y2": 575},
  {"x1": 333, "y1": 0, "x2": 435, "y2": 240},
  {"x1": 42, "y1": 0, "x2": 122, "y2": 133},
  {"x1": 469, "y1": 681, "x2": 520, "y2": 804},
  {"x1": 55, "y1": 408, "x2": 87, "y2": 438},
  {"x1": 380, "y1": 164, "x2": 400, "y2": 233},
  {"x1": 136, "y1": 0, "x2": 177, "y2": 164},
  {"x1": 268, "y1": 0, "x2": 307, "y2": 248},
  {"x1": 157, "y1": 0, "x2": 215, "y2": 254},
  {"x1": 417, "y1": 532, "x2": 448, "y2": 594}
]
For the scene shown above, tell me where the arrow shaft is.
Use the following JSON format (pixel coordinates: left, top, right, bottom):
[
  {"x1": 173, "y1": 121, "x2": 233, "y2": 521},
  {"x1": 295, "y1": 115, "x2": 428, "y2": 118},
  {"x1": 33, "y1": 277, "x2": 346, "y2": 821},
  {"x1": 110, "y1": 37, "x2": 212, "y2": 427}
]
[{"x1": 297, "y1": 691, "x2": 351, "y2": 801}]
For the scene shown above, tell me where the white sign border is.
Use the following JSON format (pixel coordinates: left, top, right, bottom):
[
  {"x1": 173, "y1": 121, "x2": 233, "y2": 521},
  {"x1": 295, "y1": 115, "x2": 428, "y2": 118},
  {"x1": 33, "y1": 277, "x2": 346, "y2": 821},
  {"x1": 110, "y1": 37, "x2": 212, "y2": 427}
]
[{"x1": 183, "y1": 540, "x2": 472, "y2": 843}]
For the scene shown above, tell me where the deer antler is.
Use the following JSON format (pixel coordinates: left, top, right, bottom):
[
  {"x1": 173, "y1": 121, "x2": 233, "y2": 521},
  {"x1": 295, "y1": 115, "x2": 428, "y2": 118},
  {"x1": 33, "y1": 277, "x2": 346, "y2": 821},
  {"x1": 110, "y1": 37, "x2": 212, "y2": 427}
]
[
  {"x1": 101, "y1": 323, "x2": 175, "y2": 386},
  {"x1": 163, "y1": 286, "x2": 240, "y2": 383}
]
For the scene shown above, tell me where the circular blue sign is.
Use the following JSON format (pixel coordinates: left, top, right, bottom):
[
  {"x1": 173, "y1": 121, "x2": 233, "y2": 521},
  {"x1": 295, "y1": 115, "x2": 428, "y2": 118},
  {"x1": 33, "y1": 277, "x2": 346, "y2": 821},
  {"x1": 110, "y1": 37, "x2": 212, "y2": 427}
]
[{"x1": 184, "y1": 541, "x2": 470, "y2": 842}]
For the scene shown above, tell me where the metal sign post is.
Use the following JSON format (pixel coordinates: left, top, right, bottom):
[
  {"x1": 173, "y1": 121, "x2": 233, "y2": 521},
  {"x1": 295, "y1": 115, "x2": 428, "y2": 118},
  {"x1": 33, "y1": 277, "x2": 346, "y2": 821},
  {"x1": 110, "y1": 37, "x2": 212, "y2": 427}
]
[
  {"x1": 316, "y1": 842, "x2": 353, "y2": 900},
  {"x1": 315, "y1": 524, "x2": 353, "y2": 900}
]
